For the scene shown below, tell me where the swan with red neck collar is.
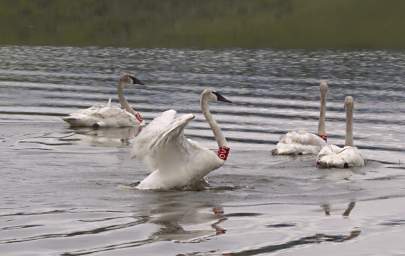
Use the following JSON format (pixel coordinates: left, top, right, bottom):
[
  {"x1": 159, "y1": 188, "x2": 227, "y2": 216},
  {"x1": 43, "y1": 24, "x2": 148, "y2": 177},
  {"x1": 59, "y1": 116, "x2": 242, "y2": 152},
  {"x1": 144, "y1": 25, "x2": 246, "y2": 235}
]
[
  {"x1": 272, "y1": 81, "x2": 328, "y2": 155},
  {"x1": 63, "y1": 74, "x2": 145, "y2": 128},
  {"x1": 132, "y1": 88, "x2": 232, "y2": 190}
]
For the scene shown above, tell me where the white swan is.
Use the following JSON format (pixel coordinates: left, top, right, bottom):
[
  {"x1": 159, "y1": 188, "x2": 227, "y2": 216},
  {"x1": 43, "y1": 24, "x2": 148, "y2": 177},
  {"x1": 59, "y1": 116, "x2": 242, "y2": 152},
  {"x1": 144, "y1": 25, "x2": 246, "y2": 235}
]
[
  {"x1": 316, "y1": 96, "x2": 365, "y2": 168},
  {"x1": 272, "y1": 81, "x2": 329, "y2": 155},
  {"x1": 63, "y1": 74, "x2": 145, "y2": 128},
  {"x1": 132, "y1": 89, "x2": 232, "y2": 190}
]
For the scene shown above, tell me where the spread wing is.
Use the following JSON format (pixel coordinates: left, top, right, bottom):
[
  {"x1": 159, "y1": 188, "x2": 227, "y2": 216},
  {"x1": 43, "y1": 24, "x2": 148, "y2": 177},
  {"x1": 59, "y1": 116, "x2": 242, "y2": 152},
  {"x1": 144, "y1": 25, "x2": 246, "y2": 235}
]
[
  {"x1": 132, "y1": 110, "x2": 178, "y2": 168},
  {"x1": 133, "y1": 110, "x2": 194, "y2": 171},
  {"x1": 146, "y1": 113, "x2": 196, "y2": 171},
  {"x1": 149, "y1": 113, "x2": 195, "y2": 150},
  {"x1": 133, "y1": 111, "x2": 223, "y2": 175}
]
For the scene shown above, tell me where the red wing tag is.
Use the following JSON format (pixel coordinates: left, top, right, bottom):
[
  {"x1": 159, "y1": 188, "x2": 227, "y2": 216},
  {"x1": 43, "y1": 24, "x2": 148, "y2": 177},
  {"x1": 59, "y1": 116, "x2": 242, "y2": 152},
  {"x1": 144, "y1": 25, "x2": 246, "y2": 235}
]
[
  {"x1": 135, "y1": 112, "x2": 144, "y2": 123},
  {"x1": 217, "y1": 146, "x2": 230, "y2": 161},
  {"x1": 318, "y1": 134, "x2": 328, "y2": 142}
]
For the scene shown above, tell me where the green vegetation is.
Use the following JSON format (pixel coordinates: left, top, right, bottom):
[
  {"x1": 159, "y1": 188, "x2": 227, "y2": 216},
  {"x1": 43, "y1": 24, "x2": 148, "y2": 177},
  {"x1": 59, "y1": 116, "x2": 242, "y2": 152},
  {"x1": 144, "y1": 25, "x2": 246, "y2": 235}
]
[{"x1": 1, "y1": 0, "x2": 405, "y2": 49}]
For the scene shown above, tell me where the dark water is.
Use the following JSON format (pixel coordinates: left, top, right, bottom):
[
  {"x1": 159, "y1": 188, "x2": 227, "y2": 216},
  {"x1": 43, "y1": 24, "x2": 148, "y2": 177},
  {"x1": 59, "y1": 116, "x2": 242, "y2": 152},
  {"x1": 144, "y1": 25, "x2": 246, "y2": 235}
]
[{"x1": 0, "y1": 46, "x2": 404, "y2": 256}]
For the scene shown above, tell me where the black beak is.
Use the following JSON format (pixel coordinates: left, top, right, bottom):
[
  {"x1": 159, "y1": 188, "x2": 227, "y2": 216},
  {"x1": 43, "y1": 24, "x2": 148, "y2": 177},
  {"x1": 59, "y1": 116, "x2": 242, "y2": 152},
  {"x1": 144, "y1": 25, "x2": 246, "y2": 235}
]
[
  {"x1": 129, "y1": 75, "x2": 144, "y2": 85},
  {"x1": 213, "y1": 91, "x2": 232, "y2": 103}
]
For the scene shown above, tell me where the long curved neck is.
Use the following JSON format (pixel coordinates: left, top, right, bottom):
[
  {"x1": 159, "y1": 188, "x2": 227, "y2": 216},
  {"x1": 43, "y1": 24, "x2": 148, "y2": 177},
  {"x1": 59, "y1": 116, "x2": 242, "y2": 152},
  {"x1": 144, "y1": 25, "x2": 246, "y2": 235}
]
[
  {"x1": 200, "y1": 94, "x2": 228, "y2": 148},
  {"x1": 117, "y1": 81, "x2": 137, "y2": 116},
  {"x1": 345, "y1": 103, "x2": 354, "y2": 146},
  {"x1": 318, "y1": 89, "x2": 327, "y2": 136}
]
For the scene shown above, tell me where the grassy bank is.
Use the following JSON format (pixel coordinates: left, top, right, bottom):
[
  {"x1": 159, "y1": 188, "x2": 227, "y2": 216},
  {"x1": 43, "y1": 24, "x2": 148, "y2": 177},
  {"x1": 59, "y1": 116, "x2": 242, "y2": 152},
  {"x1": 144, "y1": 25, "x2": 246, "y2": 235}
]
[{"x1": 1, "y1": 0, "x2": 405, "y2": 49}]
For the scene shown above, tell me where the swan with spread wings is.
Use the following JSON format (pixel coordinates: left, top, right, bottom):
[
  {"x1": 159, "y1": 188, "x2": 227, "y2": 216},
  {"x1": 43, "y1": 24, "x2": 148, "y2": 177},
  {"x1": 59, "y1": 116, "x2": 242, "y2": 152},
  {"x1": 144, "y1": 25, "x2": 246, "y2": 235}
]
[{"x1": 132, "y1": 89, "x2": 232, "y2": 190}]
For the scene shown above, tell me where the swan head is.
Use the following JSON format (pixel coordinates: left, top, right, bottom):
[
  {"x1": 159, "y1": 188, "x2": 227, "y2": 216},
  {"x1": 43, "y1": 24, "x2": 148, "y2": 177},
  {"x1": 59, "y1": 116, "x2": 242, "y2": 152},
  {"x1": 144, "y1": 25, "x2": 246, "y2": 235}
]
[
  {"x1": 120, "y1": 73, "x2": 144, "y2": 86},
  {"x1": 202, "y1": 88, "x2": 232, "y2": 103},
  {"x1": 345, "y1": 96, "x2": 354, "y2": 109},
  {"x1": 320, "y1": 80, "x2": 328, "y2": 94}
]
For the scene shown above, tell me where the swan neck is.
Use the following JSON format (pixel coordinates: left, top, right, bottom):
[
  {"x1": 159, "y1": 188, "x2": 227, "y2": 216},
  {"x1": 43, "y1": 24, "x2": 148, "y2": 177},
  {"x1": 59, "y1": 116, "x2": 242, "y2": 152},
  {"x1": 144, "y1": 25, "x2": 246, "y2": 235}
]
[
  {"x1": 201, "y1": 94, "x2": 227, "y2": 148},
  {"x1": 345, "y1": 104, "x2": 354, "y2": 146},
  {"x1": 117, "y1": 82, "x2": 137, "y2": 116},
  {"x1": 318, "y1": 88, "x2": 327, "y2": 136}
]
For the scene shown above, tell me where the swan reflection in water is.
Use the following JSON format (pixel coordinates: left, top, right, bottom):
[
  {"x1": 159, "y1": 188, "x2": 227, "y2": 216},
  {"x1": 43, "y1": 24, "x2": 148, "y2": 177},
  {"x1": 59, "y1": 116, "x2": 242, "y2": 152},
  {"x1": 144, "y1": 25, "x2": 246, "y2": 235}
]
[
  {"x1": 212, "y1": 206, "x2": 227, "y2": 235},
  {"x1": 132, "y1": 192, "x2": 228, "y2": 242},
  {"x1": 62, "y1": 126, "x2": 142, "y2": 147},
  {"x1": 321, "y1": 201, "x2": 356, "y2": 217},
  {"x1": 148, "y1": 206, "x2": 227, "y2": 242},
  {"x1": 222, "y1": 201, "x2": 360, "y2": 256}
]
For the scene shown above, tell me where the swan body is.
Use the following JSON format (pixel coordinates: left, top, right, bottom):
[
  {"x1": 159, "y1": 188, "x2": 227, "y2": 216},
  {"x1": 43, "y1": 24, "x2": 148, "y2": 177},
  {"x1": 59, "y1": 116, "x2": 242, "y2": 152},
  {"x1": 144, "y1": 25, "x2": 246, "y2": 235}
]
[
  {"x1": 273, "y1": 81, "x2": 329, "y2": 155},
  {"x1": 132, "y1": 89, "x2": 232, "y2": 190},
  {"x1": 317, "y1": 144, "x2": 365, "y2": 168},
  {"x1": 273, "y1": 131, "x2": 326, "y2": 155},
  {"x1": 63, "y1": 74, "x2": 145, "y2": 128},
  {"x1": 316, "y1": 96, "x2": 365, "y2": 168},
  {"x1": 63, "y1": 99, "x2": 143, "y2": 128}
]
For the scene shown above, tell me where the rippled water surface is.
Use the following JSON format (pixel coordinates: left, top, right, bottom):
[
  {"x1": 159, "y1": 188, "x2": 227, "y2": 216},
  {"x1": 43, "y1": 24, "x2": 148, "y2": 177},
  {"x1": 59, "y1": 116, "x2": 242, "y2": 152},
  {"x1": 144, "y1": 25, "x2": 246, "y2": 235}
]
[{"x1": 1, "y1": 46, "x2": 405, "y2": 256}]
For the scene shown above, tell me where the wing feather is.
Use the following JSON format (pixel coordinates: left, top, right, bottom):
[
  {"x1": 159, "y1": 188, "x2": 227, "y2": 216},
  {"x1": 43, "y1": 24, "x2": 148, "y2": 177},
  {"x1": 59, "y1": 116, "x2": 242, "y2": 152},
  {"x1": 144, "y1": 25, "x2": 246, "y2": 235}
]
[
  {"x1": 149, "y1": 113, "x2": 195, "y2": 150},
  {"x1": 132, "y1": 110, "x2": 177, "y2": 166},
  {"x1": 63, "y1": 99, "x2": 141, "y2": 127},
  {"x1": 133, "y1": 112, "x2": 202, "y2": 174},
  {"x1": 275, "y1": 131, "x2": 326, "y2": 155}
]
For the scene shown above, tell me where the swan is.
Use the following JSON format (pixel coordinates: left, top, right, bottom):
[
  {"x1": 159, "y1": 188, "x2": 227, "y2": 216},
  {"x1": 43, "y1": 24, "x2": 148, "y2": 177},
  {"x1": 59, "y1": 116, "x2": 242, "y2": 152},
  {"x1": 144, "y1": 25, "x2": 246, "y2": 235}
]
[
  {"x1": 132, "y1": 88, "x2": 232, "y2": 190},
  {"x1": 63, "y1": 74, "x2": 145, "y2": 128},
  {"x1": 316, "y1": 96, "x2": 365, "y2": 168},
  {"x1": 272, "y1": 81, "x2": 329, "y2": 155}
]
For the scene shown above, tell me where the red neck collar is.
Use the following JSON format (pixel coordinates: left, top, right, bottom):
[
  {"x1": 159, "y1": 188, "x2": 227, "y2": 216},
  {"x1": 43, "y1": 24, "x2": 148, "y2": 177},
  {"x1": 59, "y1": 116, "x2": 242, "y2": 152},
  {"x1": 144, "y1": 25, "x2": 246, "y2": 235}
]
[{"x1": 217, "y1": 146, "x2": 230, "y2": 160}]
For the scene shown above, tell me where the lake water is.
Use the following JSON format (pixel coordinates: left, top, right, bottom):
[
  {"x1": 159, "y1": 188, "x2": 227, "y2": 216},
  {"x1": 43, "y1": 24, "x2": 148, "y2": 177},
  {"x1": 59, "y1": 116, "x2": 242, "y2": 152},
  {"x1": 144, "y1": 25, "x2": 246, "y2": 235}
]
[{"x1": 0, "y1": 46, "x2": 404, "y2": 256}]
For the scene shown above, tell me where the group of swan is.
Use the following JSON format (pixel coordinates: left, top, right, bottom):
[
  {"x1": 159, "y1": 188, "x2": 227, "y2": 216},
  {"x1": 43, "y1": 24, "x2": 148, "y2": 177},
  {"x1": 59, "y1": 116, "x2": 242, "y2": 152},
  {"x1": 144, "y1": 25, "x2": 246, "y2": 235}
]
[
  {"x1": 273, "y1": 81, "x2": 365, "y2": 168},
  {"x1": 63, "y1": 75, "x2": 365, "y2": 190}
]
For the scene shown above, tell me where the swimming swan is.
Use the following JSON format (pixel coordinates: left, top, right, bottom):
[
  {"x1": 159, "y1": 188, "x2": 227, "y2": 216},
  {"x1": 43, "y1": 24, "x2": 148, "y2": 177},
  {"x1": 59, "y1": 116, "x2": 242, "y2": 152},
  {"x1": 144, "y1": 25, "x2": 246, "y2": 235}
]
[
  {"x1": 272, "y1": 81, "x2": 328, "y2": 155},
  {"x1": 132, "y1": 89, "x2": 232, "y2": 190},
  {"x1": 316, "y1": 96, "x2": 365, "y2": 168},
  {"x1": 63, "y1": 74, "x2": 145, "y2": 128}
]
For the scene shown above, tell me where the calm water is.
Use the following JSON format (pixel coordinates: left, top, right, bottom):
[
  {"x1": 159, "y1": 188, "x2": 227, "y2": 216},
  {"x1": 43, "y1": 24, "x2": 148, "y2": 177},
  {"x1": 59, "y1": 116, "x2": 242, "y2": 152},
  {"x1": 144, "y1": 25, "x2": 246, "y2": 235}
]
[{"x1": 0, "y1": 46, "x2": 404, "y2": 256}]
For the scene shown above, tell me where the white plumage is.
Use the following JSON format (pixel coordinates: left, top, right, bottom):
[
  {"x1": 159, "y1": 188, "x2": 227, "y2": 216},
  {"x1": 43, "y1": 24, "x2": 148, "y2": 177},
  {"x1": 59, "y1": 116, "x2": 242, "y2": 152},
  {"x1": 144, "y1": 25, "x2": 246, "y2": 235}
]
[
  {"x1": 273, "y1": 81, "x2": 329, "y2": 155},
  {"x1": 316, "y1": 144, "x2": 365, "y2": 168},
  {"x1": 63, "y1": 74, "x2": 145, "y2": 128},
  {"x1": 316, "y1": 96, "x2": 365, "y2": 168},
  {"x1": 63, "y1": 98, "x2": 143, "y2": 128},
  {"x1": 132, "y1": 89, "x2": 232, "y2": 190},
  {"x1": 274, "y1": 131, "x2": 327, "y2": 155}
]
